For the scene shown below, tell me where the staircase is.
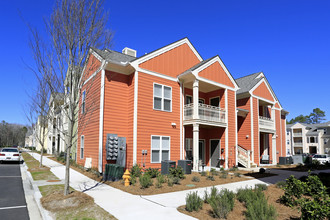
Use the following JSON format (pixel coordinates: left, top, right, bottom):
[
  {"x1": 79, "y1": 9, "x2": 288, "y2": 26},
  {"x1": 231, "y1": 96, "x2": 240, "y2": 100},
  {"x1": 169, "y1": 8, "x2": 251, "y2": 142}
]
[{"x1": 237, "y1": 145, "x2": 257, "y2": 168}]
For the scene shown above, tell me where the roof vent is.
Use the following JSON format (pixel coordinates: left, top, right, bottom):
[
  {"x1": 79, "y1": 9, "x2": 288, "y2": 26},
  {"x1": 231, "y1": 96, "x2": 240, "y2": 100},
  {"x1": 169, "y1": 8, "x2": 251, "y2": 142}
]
[{"x1": 122, "y1": 47, "x2": 137, "y2": 57}]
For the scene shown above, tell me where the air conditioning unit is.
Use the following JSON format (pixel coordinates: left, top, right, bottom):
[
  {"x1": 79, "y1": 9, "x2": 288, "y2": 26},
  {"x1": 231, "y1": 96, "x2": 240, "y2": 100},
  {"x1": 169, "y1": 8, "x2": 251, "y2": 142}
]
[
  {"x1": 122, "y1": 47, "x2": 137, "y2": 57},
  {"x1": 161, "y1": 160, "x2": 176, "y2": 175},
  {"x1": 178, "y1": 160, "x2": 192, "y2": 174}
]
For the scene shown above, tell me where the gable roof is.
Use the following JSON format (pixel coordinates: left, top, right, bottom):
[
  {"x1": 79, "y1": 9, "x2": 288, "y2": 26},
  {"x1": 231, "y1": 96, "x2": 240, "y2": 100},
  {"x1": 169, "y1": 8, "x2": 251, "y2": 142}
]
[
  {"x1": 181, "y1": 56, "x2": 216, "y2": 74},
  {"x1": 91, "y1": 47, "x2": 136, "y2": 64},
  {"x1": 235, "y1": 72, "x2": 263, "y2": 95}
]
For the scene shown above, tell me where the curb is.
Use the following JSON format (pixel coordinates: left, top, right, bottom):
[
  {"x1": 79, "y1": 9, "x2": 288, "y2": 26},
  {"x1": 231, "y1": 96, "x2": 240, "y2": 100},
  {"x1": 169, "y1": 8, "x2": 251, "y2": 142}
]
[{"x1": 21, "y1": 162, "x2": 53, "y2": 220}]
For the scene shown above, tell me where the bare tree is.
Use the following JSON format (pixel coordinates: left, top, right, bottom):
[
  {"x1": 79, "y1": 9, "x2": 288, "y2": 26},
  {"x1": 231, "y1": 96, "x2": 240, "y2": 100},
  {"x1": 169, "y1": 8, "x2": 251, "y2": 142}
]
[{"x1": 29, "y1": 0, "x2": 113, "y2": 195}]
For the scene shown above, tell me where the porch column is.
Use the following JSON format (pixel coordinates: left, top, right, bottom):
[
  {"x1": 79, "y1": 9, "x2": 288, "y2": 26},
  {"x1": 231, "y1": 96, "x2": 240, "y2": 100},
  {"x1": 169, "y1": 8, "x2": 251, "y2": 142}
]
[
  {"x1": 193, "y1": 79, "x2": 199, "y2": 119},
  {"x1": 193, "y1": 123, "x2": 199, "y2": 171},
  {"x1": 272, "y1": 134, "x2": 277, "y2": 165}
]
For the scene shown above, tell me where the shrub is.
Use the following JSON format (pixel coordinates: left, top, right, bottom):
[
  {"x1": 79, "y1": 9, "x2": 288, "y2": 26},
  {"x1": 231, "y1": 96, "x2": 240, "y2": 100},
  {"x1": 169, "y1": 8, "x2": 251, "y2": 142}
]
[
  {"x1": 220, "y1": 167, "x2": 225, "y2": 171},
  {"x1": 236, "y1": 188, "x2": 256, "y2": 204},
  {"x1": 299, "y1": 197, "x2": 330, "y2": 220},
  {"x1": 167, "y1": 177, "x2": 174, "y2": 187},
  {"x1": 130, "y1": 175, "x2": 137, "y2": 185},
  {"x1": 229, "y1": 167, "x2": 238, "y2": 172},
  {"x1": 280, "y1": 175, "x2": 307, "y2": 207},
  {"x1": 155, "y1": 175, "x2": 166, "y2": 188},
  {"x1": 200, "y1": 171, "x2": 206, "y2": 176},
  {"x1": 245, "y1": 192, "x2": 277, "y2": 220},
  {"x1": 255, "y1": 184, "x2": 268, "y2": 191},
  {"x1": 210, "y1": 189, "x2": 235, "y2": 219},
  {"x1": 139, "y1": 174, "x2": 153, "y2": 189},
  {"x1": 144, "y1": 168, "x2": 160, "y2": 178},
  {"x1": 169, "y1": 166, "x2": 185, "y2": 179},
  {"x1": 210, "y1": 168, "x2": 219, "y2": 176},
  {"x1": 221, "y1": 170, "x2": 228, "y2": 175},
  {"x1": 234, "y1": 172, "x2": 241, "y2": 178},
  {"x1": 311, "y1": 159, "x2": 320, "y2": 169},
  {"x1": 276, "y1": 181, "x2": 286, "y2": 189},
  {"x1": 204, "y1": 186, "x2": 218, "y2": 204},
  {"x1": 130, "y1": 164, "x2": 142, "y2": 177},
  {"x1": 305, "y1": 174, "x2": 328, "y2": 197},
  {"x1": 207, "y1": 175, "x2": 215, "y2": 181},
  {"x1": 185, "y1": 191, "x2": 203, "y2": 212},
  {"x1": 172, "y1": 177, "x2": 181, "y2": 185},
  {"x1": 220, "y1": 173, "x2": 227, "y2": 179},
  {"x1": 192, "y1": 176, "x2": 200, "y2": 182}
]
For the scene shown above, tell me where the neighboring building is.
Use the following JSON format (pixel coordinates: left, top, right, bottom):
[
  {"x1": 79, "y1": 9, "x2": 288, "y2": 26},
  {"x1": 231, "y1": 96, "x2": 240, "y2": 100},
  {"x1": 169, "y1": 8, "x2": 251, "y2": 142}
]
[
  {"x1": 287, "y1": 121, "x2": 330, "y2": 155},
  {"x1": 77, "y1": 38, "x2": 288, "y2": 173},
  {"x1": 25, "y1": 125, "x2": 36, "y2": 148},
  {"x1": 236, "y1": 72, "x2": 288, "y2": 167},
  {"x1": 35, "y1": 116, "x2": 48, "y2": 151}
]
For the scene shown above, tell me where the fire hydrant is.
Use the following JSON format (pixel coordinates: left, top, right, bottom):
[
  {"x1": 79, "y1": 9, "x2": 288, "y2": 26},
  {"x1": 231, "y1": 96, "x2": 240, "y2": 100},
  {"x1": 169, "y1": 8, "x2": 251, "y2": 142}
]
[{"x1": 122, "y1": 169, "x2": 131, "y2": 187}]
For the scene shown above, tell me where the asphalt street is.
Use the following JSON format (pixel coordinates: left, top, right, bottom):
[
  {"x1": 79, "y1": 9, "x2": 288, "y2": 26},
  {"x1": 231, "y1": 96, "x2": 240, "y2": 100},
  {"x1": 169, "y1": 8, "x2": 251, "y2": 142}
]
[{"x1": 0, "y1": 162, "x2": 29, "y2": 220}]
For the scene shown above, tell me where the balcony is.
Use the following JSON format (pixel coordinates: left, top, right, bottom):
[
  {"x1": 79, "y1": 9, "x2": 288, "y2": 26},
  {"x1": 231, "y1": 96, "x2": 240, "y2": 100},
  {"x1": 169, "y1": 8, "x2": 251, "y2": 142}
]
[
  {"x1": 293, "y1": 142, "x2": 303, "y2": 147},
  {"x1": 293, "y1": 132, "x2": 302, "y2": 137},
  {"x1": 184, "y1": 103, "x2": 226, "y2": 127},
  {"x1": 259, "y1": 116, "x2": 275, "y2": 133}
]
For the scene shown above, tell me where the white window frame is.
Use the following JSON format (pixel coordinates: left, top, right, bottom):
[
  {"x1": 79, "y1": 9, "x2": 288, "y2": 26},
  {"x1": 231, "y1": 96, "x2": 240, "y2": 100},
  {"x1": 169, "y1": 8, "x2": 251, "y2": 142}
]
[
  {"x1": 153, "y1": 83, "x2": 172, "y2": 112},
  {"x1": 150, "y1": 135, "x2": 171, "y2": 163},
  {"x1": 80, "y1": 135, "x2": 84, "y2": 159},
  {"x1": 81, "y1": 90, "x2": 86, "y2": 114}
]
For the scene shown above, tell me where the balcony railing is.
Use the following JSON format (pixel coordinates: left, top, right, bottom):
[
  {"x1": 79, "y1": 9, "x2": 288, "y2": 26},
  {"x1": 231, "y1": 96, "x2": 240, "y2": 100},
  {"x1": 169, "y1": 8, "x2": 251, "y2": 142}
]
[
  {"x1": 293, "y1": 132, "x2": 302, "y2": 137},
  {"x1": 259, "y1": 116, "x2": 275, "y2": 131},
  {"x1": 294, "y1": 142, "x2": 303, "y2": 147},
  {"x1": 184, "y1": 103, "x2": 226, "y2": 123}
]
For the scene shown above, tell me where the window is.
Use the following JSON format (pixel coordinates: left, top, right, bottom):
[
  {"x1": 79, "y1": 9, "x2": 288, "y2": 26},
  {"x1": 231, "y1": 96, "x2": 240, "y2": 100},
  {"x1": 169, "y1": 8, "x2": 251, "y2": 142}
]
[
  {"x1": 151, "y1": 136, "x2": 170, "y2": 163},
  {"x1": 81, "y1": 90, "x2": 86, "y2": 114},
  {"x1": 210, "y1": 97, "x2": 220, "y2": 107},
  {"x1": 325, "y1": 139, "x2": 328, "y2": 145},
  {"x1": 287, "y1": 140, "x2": 290, "y2": 145},
  {"x1": 287, "y1": 132, "x2": 289, "y2": 135},
  {"x1": 324, "y1": 128, "x2": 327, "y2": 134},
  {"x1": 186, "y1": 95, "x2": 205, "y2": 105},
  {"x1": 80, "y1": 136, "x2": 84, "y2": 159},
  {"x1": 153, "y1": 83, "x2": 172, "y2": 111}
]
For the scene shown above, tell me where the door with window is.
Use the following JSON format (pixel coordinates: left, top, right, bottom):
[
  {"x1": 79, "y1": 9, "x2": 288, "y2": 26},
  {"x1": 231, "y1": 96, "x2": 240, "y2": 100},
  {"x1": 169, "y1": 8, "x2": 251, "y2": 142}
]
[
  {"x1": 185, "y1": 138, "x2": 205, "y2": 164},
  {"x1": 210, "y1": 140, "x2": 220, "y2": 167}
]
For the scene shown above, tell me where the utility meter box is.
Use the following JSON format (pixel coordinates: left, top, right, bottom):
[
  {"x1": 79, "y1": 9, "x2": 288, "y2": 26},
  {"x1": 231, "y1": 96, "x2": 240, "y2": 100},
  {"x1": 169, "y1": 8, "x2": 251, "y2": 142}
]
[
  {"x1": 106, "y1": 134, "x2": 119, "y2": 160},
  {"x1": 178, "y1": 160, "x2": 192, "y2": 174},
  {"x1": 116, "y1": 137, "x2": 126, "y2": 167},
  {"x1": 161, "y1": 160, "x2": 176, "y2": 175}
]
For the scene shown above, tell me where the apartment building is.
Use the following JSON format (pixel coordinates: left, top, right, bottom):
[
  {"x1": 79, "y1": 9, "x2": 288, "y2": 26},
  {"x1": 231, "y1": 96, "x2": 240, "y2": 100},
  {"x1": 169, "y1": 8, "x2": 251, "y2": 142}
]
[
  {"x1": 77, "y1": 38, "x2": 288, "y2": 173},
  {"x1": 287, "y1": 121, "x2": 330, "y2": 155}
]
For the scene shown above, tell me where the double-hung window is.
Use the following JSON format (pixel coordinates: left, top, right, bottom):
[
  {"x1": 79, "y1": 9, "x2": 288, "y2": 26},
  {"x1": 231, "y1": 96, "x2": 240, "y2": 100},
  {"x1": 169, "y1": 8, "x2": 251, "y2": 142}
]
[
  {"x1": 153, "y1": 83, "x2": 172, "y2": 111},
  {"x1": 151, "y1": 136, "x2": 170, "y2": 163},
  {"x1": 81, "y1": 90, "x2": 86, "y2": 114},
  {"x1": 80, "y1": 136, "x2": 84, "y2": 159}
]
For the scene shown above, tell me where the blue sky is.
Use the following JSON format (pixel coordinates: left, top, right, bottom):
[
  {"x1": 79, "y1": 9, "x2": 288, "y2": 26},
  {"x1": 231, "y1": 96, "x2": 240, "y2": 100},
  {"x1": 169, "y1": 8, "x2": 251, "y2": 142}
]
[{"x1": 0, "y1": 0, "x2": 329, "y2": 125}]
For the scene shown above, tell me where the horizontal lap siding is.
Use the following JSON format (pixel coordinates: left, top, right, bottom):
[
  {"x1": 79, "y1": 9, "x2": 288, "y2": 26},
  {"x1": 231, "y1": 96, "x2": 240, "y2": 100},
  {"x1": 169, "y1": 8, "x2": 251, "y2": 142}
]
[
  {"x1": 77, "y1": 69, "x2": 101, "y2": 169},
  {"x1": 81, "y1": 55, "x2": 101, "y2": 81},
  {"x1": 227, "y1": 90, "x2": 237, "y2": 168},
  {"x1": 281, "y1": 115, "x2": 286, "y2": 156},
  {"x1": 140, "y1": 44, "x2": 200, "y2": 78},
  {"x1": 237, "y1": 98, "x2": 251, "y2": 150},
  {"x1": 253, "y1": 98, "x2": 259, "y2": 165},
  {"x1": 102, "y1": 71, "x2": 132, "y2": 170},
  {"x1": 198, "y1": 62, "x2": 235, "y2": 88},
  {"x1": 127, "y1": 73, "x2": 135, "y2": 168},
  {"x1": 253, "y1": 82, "x2": 274, "y2": 102},
  {"x1": 137, "y1": 72, "x2": 180, "y2": 168},
  {"x1": 275, "y1": 110, "x2": 281, "y2": 162},
  {"x1": 184, "y1": 88, "x2": 225, "y2": 107}
]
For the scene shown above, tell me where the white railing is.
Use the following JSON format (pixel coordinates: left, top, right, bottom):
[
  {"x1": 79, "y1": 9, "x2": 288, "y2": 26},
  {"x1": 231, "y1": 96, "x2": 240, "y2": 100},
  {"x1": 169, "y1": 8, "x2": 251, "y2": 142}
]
[
  {"x1": 237, "y1": 145, "x2": 251, "y2": 168},
  {"x1": 293, "y1": 132, "x2": 302, "y2": 137},
  {"x1": 184, "y1": 103, "x2": 226, "y2": 123},
  {"x1": 259, "y1": 116, "x2": 274, "y2": 131},
  {"x1": 294, "y1": 142, "x2": 303, "y2": 147}
]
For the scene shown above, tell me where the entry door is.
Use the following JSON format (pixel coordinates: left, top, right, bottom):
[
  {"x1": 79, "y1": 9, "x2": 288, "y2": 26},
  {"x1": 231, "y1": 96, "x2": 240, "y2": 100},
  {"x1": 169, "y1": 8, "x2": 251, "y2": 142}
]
[
  {"x1": 199, "y1": 140, "x2": 205, "y2": 164},
  {"x1": 210, "y1": 140, "x2": 220, "y2": 167}
]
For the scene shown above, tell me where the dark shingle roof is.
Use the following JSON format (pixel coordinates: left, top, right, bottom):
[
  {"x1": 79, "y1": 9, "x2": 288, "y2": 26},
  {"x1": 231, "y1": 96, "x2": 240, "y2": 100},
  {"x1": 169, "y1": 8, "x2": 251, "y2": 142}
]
[
  {"x1": 235, "y1": 72, "x2": 263, "y2": 95},
  {"x1": 92, "y1": 48, "x2": 136, "y2": 64}
]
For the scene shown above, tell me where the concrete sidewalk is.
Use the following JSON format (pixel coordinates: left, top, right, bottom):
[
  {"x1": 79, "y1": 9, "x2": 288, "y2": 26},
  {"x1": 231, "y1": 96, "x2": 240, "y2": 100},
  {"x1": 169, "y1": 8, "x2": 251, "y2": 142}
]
[{"x1": 29, "y1": 153, "x2": 330, "y2": 220}]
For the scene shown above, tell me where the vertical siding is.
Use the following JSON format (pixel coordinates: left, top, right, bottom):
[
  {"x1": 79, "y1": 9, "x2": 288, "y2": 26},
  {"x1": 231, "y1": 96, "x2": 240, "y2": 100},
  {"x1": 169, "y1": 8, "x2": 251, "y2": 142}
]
[
  {"x1": 198, "y1": 62, "x2": 235, "y2": 88},
  {"x1": 77, "y1": 70, "x2": 101, "y2": 169},
  {"x1": 227, "y1": 90, "x2": 237, "y2": 168},
  {"x1": 253, "y1": 98, "x2": 260, "y2": 165},
  {"x1": 237, "y1": 98, "x2": 251, "y2": 150},
  {"x1": 252, "y1": 81, "x2": 274, "y2": 102},
  {"x1": 140, "y1": 43, "x2": 201, "y2": 78},
  {"x1": 136, "y1": 72, "x2": 181, "y2": 168}
]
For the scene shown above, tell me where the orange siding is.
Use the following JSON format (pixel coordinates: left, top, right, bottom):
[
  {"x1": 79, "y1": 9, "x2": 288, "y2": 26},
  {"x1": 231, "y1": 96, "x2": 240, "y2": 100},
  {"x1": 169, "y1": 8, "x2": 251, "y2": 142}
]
[
  {"x1": 136, "y1": 72, "x2": 181, "y2": 168},
  {"x1": 253, "y1": 81, "x2": 274, "y2": 102},
  {"x1": 127, "y1": 73, "x2": 135, "y2": 168},
  {"x1": 275, "y1": 102, "x2": 280, "y2": 109},
  {"x1": 140, "y1": 43, "x2": 200, "y2": 78},
  {"x1": 237, "y1": 98, "x2": 251, "y2": 150},
  {"x1": 184, "y1": 88, "x2": 225, "y2": 108},
  {"x1": 281, "y1": 114, "x2": 287, "y2": 156},
  {"x1": 253, "y1": 98, "x2": 259, "y2": 165},
  {"x1": 198, "y1": 62, "x2": 235, "y2": 88},
  {"x1": 81, "y1": 54, "x2": 102, "y2": 82},
  {"x1": 77, "y1": 70, "x2": 101, "y2": 169},
  {"x1": 227, "y1": 90, "x2": 237, "y2": 167},
  {"x1": 275, "y1": 109, "x2": 281, "y2": 162}
]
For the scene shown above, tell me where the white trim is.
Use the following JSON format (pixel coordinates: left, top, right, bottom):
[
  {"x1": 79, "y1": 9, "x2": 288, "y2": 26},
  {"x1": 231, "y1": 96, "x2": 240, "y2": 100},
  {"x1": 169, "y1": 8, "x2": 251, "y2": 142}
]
[
  {"x1": 180, "y1": 82, "x2": 183, "y2": 160},
  {"x1": 250, "y1": 78, "x2": 276, "y2": 103},
  {"x1": 235, "y1": 92, "x2": 238, "y2": 166},
  {"x1": 250, "y1": 96, "x2": 254, "y2": 163},
  {"x1": 80, "y1": 135, "x2": 85, "y2": 159},
  {"x1": 137, "y1": 67, "x2": 177, "y2": 82},
  {"x1": 209, "y1": 139, "x2": 221, "y2": 168},
  {"x1": 132, "y1": 38, "x2": 203, "y2": 65},
  {"x1": 225, "y1": 89, "x2": 228, "y2": 168},
  {"x1": 251, "y1": 94, "x2": 275, "y2": 105},
  {"x1": 153, "y1": 83, "x2": 172, "y2": 112},
  {"x1": 81, "y1": 90, "x2": 86, "y2": 114},
  {"x1": 193, "y1": 56, "x2": 239, "y2": 90},
  {"x1": 257, "y1": 100, "x2": 260, "y2": 164},
  {"x1": 150, "y1": 135, "x2": 171, "y2": 163},
  {"x1": 196, "y1": 76, "x2": 237, "y2": 91},
  {"x1": 98, "y1": 69, "x2": 105, "y2": 173},
  {"x1": 79, "y1": 50, "x2": 104, "y2": 86},
  {"x1": 133, "y1": 71, "x2": 138, "y2": 165}
]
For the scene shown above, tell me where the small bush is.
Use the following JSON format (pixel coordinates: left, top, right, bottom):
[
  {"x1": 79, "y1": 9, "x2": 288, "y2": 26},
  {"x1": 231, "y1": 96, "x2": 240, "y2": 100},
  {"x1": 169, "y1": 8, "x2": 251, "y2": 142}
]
[
  {"x1": 220, "y1": 173, "x2": 227, "y2": 179},
  {"x1": 130, "y1": 164, "x2": 142, "y2": 177},
  {"x1": 280, "y1": 175, "x2": 307, "y2": 207},
  {"x1": 236, "y1": 188, "x2": 256, "y2": 204},
  {"x1": 204, "y1": 186, "x2": 218, "y2": 204},
  {"x1": 167, "y1": 177, "x2": 174, "y2": 187},
  {"x1": 234, "y1": 172, "x2": 241, "y2": 178},
  {"x1": 207, "y1": 175, "x2": 215, "y2": 181},
  {"x1": 229, "y1": 167, "x2": 238, "y2": 172},
  {"x1": 245, "y1": 192, "x2": 277, "y2": 220},
  {"x1": 192, "y1": 176, "x2": 200, "y2": 182},
  {"x1": 255, "y1": 184, "x2": 268, "y2": 191},
  {"x1": 220, "y1": 167, "x2": 225, "y2": 171},
  {"x1": 210, "y1": 168, "x2": 219, "y2": 176},
  {"x1": 144, "y1": 168, "x2": 160, "y2": 178},
  {"x1": 169, "y1": 166, "x2": 185, "y2": 179},
  {"x1": 185, "y1": 191, "x2": 203, "y2": 212},
  {"x1": 311, "y1": 159, "x2": 320, "y2": 169},
  {"x1": 173, "y1": 177, "x2": 181, "y2": 185},
  {"x1": 155, "y1": 175, "x2": 166, "y2": 188},
  {"x1": 299, "y1": 197, "x2": 330, "y2": 220},
  {"x1": 276, "y1": 181, "x2": 286, "y2": 188},
  {"x1": 200, "y1": 171, "x2": 206, "y2": 176},
  {"x1": 221, "y1": 170, "x2": 228, "y2": 175},
  {"x1": 210, "y1": 189, "x2": 235, "y2": 219},
  {"x1": 139, "y1": 174, "x2": 153, "y2": 189}
]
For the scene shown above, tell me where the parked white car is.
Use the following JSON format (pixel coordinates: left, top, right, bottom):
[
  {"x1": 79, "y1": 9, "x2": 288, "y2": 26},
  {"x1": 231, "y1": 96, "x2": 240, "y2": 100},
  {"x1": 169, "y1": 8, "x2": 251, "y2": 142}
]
[
  {"x1": 0, "y1": 148, "x2": 21, "y2": 163},
  {"x1": 312, "y1": 154, "x2": 330, "y2": 164}
]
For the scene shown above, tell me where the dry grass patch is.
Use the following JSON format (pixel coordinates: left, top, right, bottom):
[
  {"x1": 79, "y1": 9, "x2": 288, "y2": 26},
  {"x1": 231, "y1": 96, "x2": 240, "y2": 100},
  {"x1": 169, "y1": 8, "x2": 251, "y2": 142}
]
[
  {"x1": 40, "y1": 185, "x2": 116, "y2": 220},
  {"x1": 31, "y1": 170, "x2": 59, "y2": 181}
]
